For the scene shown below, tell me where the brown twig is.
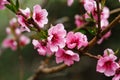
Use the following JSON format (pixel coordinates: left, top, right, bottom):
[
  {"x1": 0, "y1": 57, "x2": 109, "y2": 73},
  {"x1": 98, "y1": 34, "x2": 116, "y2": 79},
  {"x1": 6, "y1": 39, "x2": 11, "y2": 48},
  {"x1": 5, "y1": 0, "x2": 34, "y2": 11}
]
[
  {"x1": 11, "y1": 24, "x2": 24, "y2": 80},
  {"x1": 16, "y1": 36, "x2": 24, "y2": 80},
  {"x1": 18, "y1": 49, "x2": 24, "y2": 80},
  {"x1": 101, "y1": 14, "x2": 120, "y2": 36},
  {"x1": 28, "y1": 64, "x2": 67, "y2": 80},
  {"x1": 27, "y1": 14, "x2": 120, "y2": 80},
  {"x1": 17, "y1": 11, "x2": 41, "y2": 32},
  {"x1": 28, "y1": 52, "x2": 98, "y2": 80},
  {"x1": 96, "y1": 0, "x2": 101, "y2": 38},
  {"x1": 84, "y1": 52, "x2": 99, "y2": 59},
  {"x1": 110, "y1": 8, "x2": 120, "y2": 15}
]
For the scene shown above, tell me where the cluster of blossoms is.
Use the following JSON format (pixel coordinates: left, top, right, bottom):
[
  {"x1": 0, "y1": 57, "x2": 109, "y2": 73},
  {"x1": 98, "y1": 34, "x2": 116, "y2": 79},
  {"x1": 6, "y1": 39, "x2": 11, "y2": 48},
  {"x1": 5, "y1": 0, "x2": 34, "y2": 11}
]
[
  {"x1": 11, "y1": 2, "x2": 89, "y2": 66},
  {"x1": 17, "y1": 4, "x2": 48, "y2": 32},
  {"x1": 0, "y1": 1, "x2": 88, "y2": 66},
  {"x1": 96, "y1": 48, "x2": 120, "y2": 80},
  {"x1": 2, "y1": 18, "x2": 30, "y2": 51},
  {"x1": 32, "y1": 23, "x2": 88, "y2": 66},
  {"x1": 74, "y1": 0, "x2": 111, "y2": 44}
]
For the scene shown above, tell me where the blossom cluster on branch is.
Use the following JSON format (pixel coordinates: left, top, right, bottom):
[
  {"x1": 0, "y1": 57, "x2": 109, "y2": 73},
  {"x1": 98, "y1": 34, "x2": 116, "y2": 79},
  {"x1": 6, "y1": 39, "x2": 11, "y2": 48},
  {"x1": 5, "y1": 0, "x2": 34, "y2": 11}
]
[
  {"x1": 97, "y1": 49, "x2": 120, "y2": 80},
  {"x1": 0, "y1": 0, "x2": 120, "y2": 80},
  {"x1": 2, "y1": 18, "x2": 30, "y2": 50}
]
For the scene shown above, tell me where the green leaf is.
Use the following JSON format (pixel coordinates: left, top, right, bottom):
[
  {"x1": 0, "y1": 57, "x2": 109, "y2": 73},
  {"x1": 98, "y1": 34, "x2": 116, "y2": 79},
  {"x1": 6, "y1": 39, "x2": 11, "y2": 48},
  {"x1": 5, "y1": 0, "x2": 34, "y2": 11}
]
[
  {"x1": 79, "y1": 29, "x2": 86, "y2": 34},
  {"x1": 85, "y1": 18, "x2": 93, "y2": 22},
  {"x1": 31, "y1": 30, "x2": 48, "y2": 40},
  {"x1": 115, "y1": 49, "x2": 119, "y2": 54},
  {"x1": 16, "y1": 0, "x2": 19, "y2": 11},
  {"x1": 87, "y1": 27, "x2": 97, "y2": 35},
  {"x1": 29, "y1": 27, "x2": 37, "y2": 31},
  {"x1": 5, "y1": 0, "x2": 18, "y2": 13},
  {"x1": 85, "y1": 13, "x2": 96, "y2": 23},
  {"x1": 9, "y1": 0, "x2": 15, "y2": 5},
  {"x1": 5, "y1": 4, "x2": 16, "y2": 13}
]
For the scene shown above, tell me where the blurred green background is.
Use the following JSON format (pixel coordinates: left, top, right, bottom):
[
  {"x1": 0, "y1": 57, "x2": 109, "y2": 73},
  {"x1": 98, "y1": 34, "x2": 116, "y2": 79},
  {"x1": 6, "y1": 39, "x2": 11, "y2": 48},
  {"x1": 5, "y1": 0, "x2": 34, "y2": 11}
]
[{"x1": 0, "y1": 0, "x2": 120, "y2": 80}]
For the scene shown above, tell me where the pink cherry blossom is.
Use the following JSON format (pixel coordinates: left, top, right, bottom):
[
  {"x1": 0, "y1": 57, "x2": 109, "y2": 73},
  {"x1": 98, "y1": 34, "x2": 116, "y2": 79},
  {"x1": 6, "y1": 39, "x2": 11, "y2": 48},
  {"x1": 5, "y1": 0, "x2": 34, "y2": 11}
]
[
  {"x1": 55, "y1": 48, "x2": 80, "y2": 66},
  {"x1": 32, "y1": 39, "x2": 52, "y2": 56},
  {"x1": 19, "y1": 35, "x2": 30, "y2": 46},
  {"x1": 2, "y1": 34, "x2": 30, "y2": 50},
  {"x1": 96, "y1": 49, "x2": 119, "y2": 76},
  {"x1": 0, "y1": 0, "x2": 8, "y2": 10},
  {"x1": 75, "y1": 14, "x2": 85, "y2": 28},
  {"x1": 67, "y1": 0, "x2": 74, "y2": 6},
  {"x1": 83, "y1": 0, "x2": 95, "y2": 13},
  {"x1": 17, "y1": 8, "x2": 30, "y2": 32},
  {"x1": 66, "y1": 31, "x2": 88, "y2": 49},
  {"x1": 2, "y1": 38, "x2": 17, "y2": 51},
  {"x1": 112, "y1": 67, "x2": 120, "y2": 80},
  {"x1": 103, "y1": 48, "x2": 115, "y2": 56},
  {"x1": 101, "y1": 7, "x2": 110, "y2": 19},
  {"x1": 47, "y1": 23, "x2": 66, "y2": 52},
  {"x1": 33, "y1": 4, "x2": 48, "y2": 28}
]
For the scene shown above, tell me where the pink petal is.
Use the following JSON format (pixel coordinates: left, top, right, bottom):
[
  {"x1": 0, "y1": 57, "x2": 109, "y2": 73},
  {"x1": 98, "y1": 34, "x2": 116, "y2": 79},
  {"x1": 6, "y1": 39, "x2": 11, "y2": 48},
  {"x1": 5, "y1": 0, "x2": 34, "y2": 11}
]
[
  {"x1": 67, "y1": 0, "x2": 74, "y2": 6},
  {"x1": 32, "y1": 39, "x2": 39, "y2": 47},
  {"x1": 33, "y1": 4, "x2": 42, "y2": 13},
  {"x1": 96, "y1": 65, "x2": 106, "y2": 73},
  {"x1": 56, "y1": 57, "x2": 64, "y2": 64},
  {"x1": 50, "y1": 45, "x2": 58, "y2": 52},
  {"x1": 104, "y1": 69, "x2": 115, "y2": 76},
  {"x1": 55, "y1": 48, "x2": 64, "y2": 57},
  {"x1": 37, "y1": 48, "x2": 46, "y2": 56},
  {"x1": 64, "y1": 58, "x2": 74, "y2": 66},
  {"x1": 72, "y1": 53, "x2": 80, "y2": 61}
]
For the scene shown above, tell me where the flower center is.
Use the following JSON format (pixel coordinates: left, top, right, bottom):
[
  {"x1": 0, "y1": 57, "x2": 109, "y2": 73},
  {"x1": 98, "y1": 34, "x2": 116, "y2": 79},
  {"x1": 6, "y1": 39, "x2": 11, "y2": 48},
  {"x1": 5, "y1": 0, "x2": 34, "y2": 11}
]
[
  {"x1": 35, "y1": 13, "x2": 42, "y2": 21},
  {"x1": 51, "y1": 34, "x2": 59, "y2": 43},
  {"x1": 41, "y1": 41, "x2": 47, "y2": 46},
  {"x1": 105, "y1": 61, "x2": 112, "y2": 68},
  {"x1": 64, "y1": 53, "x2": 71, "y2": 59},
  {"x1": 70, "y1": 38, "x2": 79, "y2": 45}
]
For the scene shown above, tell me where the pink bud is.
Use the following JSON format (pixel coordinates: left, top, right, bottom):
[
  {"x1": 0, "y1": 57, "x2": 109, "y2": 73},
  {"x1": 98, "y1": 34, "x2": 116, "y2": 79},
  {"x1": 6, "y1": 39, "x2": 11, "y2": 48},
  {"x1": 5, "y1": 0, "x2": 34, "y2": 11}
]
[
  {"x1": 19, "y1": 35, "x2": 30, "y2": 46},
  {"x1": 75, "y1": 15, "x2": 85, "y2": 28}
]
